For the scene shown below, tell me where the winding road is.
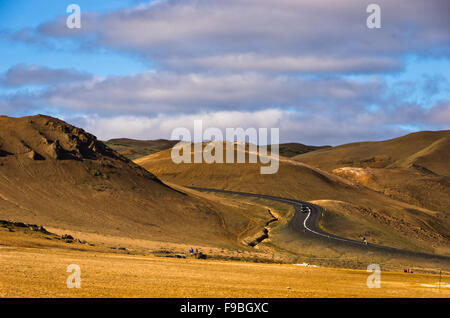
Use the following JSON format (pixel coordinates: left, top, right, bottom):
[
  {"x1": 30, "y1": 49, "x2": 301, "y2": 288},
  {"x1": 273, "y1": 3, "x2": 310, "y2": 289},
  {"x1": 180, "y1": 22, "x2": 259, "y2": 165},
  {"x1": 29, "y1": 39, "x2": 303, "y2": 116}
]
[{"x1": 189, "y1": 186, "x2": 450, "y2": 262}]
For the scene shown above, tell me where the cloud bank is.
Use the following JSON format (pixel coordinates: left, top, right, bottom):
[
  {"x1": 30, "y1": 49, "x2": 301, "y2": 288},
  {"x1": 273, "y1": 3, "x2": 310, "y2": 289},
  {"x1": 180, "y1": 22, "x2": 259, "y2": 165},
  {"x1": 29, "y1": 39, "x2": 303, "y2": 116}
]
[{"x1": 0, "y1": 0, "x2": 449, "y2": 145}]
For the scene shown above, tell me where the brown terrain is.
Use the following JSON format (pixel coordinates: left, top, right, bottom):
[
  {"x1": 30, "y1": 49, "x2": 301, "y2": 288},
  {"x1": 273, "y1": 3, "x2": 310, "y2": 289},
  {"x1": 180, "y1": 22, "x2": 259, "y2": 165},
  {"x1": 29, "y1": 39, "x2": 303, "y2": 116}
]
[
  {"x1": 104, "y1": 138, "x2": 326, "y2": 160},
  {"x1": 1, "y1": 115, "x2": 449, "y2": 297},
  {"x1": 104, "y1": 138, "x2": 179, "y2": 160},
  {"x1": 275, "y1": 142, "x2": 330, "y2": 157},
  {"x1": 294, "y1": 130, "x2": 450, "y2": 174},
  {"x1": 293, "y1": 131, "x2": 450, "y2": 221},
  {"x1": 135, "y1": 140, "x2": 450, "y2": 258},
  {"x1": 0, "y1": 115, "x2": 278, "y2": 250}
]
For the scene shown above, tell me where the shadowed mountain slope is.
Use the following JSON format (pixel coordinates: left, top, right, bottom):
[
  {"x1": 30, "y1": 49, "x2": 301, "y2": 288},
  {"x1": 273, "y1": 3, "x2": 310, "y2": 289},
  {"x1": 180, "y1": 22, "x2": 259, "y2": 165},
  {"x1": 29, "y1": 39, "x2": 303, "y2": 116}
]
[
  {"x1": 0, "y1": 115, "x2": 266, "y2": 248},
  {"x1": 104, "y1": 138, "x2": 179, "y2": 160},
  {"x1": 276, "y1": 143, "x2": 330, "y2": 157}
]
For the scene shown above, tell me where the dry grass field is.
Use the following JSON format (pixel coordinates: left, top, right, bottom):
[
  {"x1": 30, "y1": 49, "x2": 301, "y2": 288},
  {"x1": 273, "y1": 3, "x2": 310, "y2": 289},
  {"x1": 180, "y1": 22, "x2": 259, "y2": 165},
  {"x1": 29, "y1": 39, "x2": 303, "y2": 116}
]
[
  {"x1": 2, "y1": 207, "x2": 448, "y2": 298},
  {"x1": 1, "y1": 246, "x2": 448, "y2": 298}
]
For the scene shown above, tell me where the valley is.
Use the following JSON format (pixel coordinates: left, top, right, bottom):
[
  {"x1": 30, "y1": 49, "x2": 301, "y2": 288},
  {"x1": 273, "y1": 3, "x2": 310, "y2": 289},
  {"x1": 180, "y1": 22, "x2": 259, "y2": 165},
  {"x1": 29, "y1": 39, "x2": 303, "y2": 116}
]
[{"x1": 1, "y1": 115, "x2": 449, "y2": 297}]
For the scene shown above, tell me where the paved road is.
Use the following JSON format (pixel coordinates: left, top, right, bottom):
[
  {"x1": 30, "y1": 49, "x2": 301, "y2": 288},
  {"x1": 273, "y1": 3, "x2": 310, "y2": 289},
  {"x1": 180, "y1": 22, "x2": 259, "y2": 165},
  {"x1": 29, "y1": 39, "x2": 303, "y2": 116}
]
[{"x1": 189, "y1": 186, "x2": 450, "y2": 262}]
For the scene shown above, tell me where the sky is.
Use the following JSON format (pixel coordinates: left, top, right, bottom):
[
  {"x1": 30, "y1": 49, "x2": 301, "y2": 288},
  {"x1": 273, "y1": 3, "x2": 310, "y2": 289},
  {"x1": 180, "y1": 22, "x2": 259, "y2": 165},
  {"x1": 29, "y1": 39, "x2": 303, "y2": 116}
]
[{"x1": 0, "y1": 0, "x2": 449, "y2": 145}]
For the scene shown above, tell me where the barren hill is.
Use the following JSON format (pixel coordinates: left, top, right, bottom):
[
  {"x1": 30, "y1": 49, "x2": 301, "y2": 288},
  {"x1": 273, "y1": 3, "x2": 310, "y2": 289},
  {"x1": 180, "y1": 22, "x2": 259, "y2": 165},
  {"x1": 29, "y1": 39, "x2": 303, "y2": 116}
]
[
  {"x1": 294, "y1": 130, "x2": 450, "y2": 176},
  {"x1": 0, "y1": 115, "x2": 266, "y2": 248},
  {"x1": 294, "y1": 130, "x2": 450, "y2": 213},
  {"x1": 135, "y1": 142, "x2": 360, "y2": 201},
  {"x1": 104, "y1": 138, "x2": 326, "y2": 160},
  {"x1": 276, "y1": 143, "x2": 330, "y2": 157},
  {"x1": 104, "y1": 138, "x2": 179, "y2": 160},
  {"x1": 135, "y1": 142, "x2": 450, "y2": 255}
]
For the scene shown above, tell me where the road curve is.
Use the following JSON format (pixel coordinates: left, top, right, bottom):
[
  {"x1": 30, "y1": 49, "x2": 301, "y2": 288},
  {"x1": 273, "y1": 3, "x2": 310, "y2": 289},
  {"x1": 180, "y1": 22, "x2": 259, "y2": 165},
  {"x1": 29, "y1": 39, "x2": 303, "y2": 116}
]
[{"x1": 188, "y1": 186, "x2": 450, "y2": 262}]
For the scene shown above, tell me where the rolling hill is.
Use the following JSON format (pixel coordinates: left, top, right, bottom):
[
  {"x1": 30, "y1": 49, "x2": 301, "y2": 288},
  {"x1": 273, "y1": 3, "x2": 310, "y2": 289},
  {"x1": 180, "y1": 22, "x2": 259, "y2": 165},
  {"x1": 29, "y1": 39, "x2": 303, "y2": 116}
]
[
  {"x1": 276, "y1": 143, "x2": 330, "y2": 157},
  {"x1": 1, "y1": 117, "x2": 449, "y2": 263},
  {"x1": 104, "y1": 138, "x2": 327, "y2": 160},
  {"x1": 134, "y1": 142, "x2": 450, "y2": 256},
  {"x1": 294, "y1": 130, "x2": 450, "y2": 175},
  {"x1": 103, "y1": 138, "x2": 179, "y2": 160},
  {"x1": 294, "y1": 130, "x2": 450, "y2": 213},
  {"x1": 0, "y1": 115, "x2": 273, "y2": 249}
]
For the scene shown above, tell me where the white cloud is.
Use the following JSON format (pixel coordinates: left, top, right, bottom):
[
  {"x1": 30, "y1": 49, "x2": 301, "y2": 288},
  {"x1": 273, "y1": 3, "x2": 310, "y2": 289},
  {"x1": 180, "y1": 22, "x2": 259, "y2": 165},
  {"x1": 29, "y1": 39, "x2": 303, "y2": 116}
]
[
  {"x1": 30, "y1": 0, "x2": 449, "y2": 73},
  {"x1": 1, "y1": 0, "x2": 448, "y2": 145},
  {"x1": 72, "y1": 109, "x2": 284, "y2": 141},
  {"x1": 427, "y1": 101, "x2": 450, "y2": 125},
  {"x1": 165, "y1": 54, "x2": 402, "y2": 73},
  {"x1": 70, "y1": 108, "x2": 417, "y2": 146},
  {"x1": 32, "y1": 71, "x2": 384, "y2": 115},
  {"x1": 0, "y1": 64, "x2": 92, "y2": 87}
]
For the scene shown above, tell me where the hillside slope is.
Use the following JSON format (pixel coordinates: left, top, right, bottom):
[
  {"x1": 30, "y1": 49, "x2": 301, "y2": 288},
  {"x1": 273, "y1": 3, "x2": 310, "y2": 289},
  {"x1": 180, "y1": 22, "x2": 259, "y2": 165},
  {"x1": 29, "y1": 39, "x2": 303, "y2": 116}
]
[
  {"x1": 135, "y1": 143, "x2": 450, "y2": 255},
  {"x1": 104, "y1": 138, "x2": 327, "y2": 160},
  {"x1": 0, "y1": 115, "x2": 267, "y2": 248},
  {"x1": 294, "y1": 130, "x2": 450, "y2": 175},
  {"x1": 276, "y1": 143, "x2": 330, "y2": 157},
  {"x1": 104, "y1": 138, "x2": 179, "y2": 160},
  {"x1": 294, "y1": 130, "x2": 450, "y2": 213}
]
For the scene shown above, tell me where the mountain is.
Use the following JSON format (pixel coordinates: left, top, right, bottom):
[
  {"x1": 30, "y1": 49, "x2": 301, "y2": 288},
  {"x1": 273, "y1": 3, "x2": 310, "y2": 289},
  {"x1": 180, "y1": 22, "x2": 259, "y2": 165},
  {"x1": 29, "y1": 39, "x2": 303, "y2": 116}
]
[
  {"x1": 103, "y1": 139, "x2": 326, "y2": 160},
  {"x1": 134, "y1": 142, "x2": 450, "y2": 255},
  {"x1": 294, "y1": 130, "x2": 450, "y2": 175},
  {"x1": 293, "y1": 130, "x2": 450, "y2": 213},
  {"x1": 2, "y1": 118, "x2": 449, "y2": 258},
  {"x1": 276, "y1": 143, "x2": 330, "y2": 157},
  {"x1": 103, "y1": 138, "x2": 179, "y2": 160},
  {"x1": 0, "y1": 115, "x2": 263, "y2": 248}
]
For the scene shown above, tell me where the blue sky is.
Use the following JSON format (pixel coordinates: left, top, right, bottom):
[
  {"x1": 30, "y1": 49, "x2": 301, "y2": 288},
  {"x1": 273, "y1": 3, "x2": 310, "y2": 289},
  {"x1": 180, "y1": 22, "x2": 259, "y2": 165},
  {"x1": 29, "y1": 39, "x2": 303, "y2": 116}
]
[
  {"x1": 0, "y1": 0, "x2": 149, "y2": 77},
  {"x1": 0, "y1": 0, "x2": 449, "y2": 145}
]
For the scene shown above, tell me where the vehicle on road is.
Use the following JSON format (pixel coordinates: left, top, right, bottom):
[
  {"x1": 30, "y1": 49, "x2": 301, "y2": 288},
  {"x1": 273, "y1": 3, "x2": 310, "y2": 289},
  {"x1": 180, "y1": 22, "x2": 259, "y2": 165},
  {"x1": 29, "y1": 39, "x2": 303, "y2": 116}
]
[{"x1": 301, "y1": 206, "x2": 310, "y2": 213}]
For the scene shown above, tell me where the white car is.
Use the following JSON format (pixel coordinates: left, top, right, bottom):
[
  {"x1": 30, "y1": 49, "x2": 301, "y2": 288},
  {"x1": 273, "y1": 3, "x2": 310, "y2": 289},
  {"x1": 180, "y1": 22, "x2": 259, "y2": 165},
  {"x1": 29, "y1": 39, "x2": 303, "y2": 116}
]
[{"x1": 301, "y1": 206, "x2": 310, "y2": 213}]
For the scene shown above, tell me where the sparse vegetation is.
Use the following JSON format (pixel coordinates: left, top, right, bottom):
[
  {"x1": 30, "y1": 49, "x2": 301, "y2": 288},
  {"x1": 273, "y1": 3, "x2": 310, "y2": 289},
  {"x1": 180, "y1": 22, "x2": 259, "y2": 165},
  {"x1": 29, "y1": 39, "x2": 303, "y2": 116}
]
[
  {"x1": 103, "y1": 138, "x2": 179, "y2": 160},
  {"x1": 1, "y1": 115, "x2": 449, "y2": 297}
]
